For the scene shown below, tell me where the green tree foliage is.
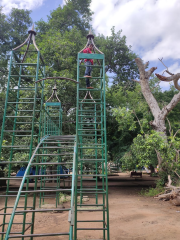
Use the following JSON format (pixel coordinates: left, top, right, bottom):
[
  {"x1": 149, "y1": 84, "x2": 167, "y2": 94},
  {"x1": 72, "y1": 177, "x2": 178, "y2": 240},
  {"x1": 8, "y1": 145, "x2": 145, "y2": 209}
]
[
  {"x1": 96, "y1": 27, "x2": 138, "y2": 85},
  {"x1": 0, "y1": 7, "x2": 32, "y2": 55},
  {"x1": 36, "y1": 0, "x2": 92, "y2": 35},
  {"x1": 2, "y1": 1, "x2": 180, "y2": 184}
]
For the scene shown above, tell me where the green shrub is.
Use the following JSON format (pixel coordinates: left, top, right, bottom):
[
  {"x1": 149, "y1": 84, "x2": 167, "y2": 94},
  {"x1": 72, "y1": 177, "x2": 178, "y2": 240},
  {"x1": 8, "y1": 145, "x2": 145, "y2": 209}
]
[{"x1": 140, "y1": 186, "x2": 164, "y2": 197}]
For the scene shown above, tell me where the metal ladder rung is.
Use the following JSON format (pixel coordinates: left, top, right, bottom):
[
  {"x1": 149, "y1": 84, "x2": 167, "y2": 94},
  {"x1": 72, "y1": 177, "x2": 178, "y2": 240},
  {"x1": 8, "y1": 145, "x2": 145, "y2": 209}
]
[
  {"x1": 15, "y1": 208, "x2": 70, "y2": 213},
  {"x1": 76, "y1": 228, "x2": 107, "y2": 230},
  {"x1": 8, "y1": 233, "x2": 70, "y2": 238}
]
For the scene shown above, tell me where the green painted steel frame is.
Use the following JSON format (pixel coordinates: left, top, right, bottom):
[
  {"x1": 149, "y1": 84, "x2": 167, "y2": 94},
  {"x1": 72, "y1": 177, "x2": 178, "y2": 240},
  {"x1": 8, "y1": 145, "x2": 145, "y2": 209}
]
[
  {"x1": 74, "y1": 53, "x2": 110, "y2": 239},
  {"x1": 0, "y1": 49, "x2": 46, "y2": 239}
]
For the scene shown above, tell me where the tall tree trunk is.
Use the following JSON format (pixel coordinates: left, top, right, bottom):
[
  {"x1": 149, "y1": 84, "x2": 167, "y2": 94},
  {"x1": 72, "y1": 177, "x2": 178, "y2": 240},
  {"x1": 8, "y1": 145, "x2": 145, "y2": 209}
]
[
  {"x1": 135, "y1": 58, "x2": 180, "y2": 138},
  {"x1": 134, "y1": 58, "x2": 180, "y2": 167}
]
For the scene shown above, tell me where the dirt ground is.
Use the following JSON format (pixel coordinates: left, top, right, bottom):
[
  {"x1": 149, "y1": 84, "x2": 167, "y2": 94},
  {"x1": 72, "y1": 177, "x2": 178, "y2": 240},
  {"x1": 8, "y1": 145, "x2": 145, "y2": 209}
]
[{"x1": 1, "y1": 172, "x2": 180, "y2": 240}]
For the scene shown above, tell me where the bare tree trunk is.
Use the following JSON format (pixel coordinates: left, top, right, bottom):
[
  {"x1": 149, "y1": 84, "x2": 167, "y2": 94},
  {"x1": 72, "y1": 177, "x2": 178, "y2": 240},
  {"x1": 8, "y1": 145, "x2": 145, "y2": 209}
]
[{"x1": 135, "y1": 58, "x2": 180, "y2": 138}]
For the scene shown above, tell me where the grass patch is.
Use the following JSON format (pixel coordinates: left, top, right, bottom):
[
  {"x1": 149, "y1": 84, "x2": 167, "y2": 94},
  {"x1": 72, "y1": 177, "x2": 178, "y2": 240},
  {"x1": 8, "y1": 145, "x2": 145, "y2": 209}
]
[
  {"x1": 140, "y1": 186, "x2": 165, "y2": 197},
  {"x1": 59, "y1": 193, "x2": 71, "y2": 203}
]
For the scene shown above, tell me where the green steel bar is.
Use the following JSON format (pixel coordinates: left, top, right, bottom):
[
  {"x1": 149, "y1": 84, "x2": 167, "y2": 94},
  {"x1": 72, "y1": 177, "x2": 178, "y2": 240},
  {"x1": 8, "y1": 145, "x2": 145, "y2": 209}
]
[
  {"x1": 1, "y1": 52, "x2": 14, "y2": 239},
  {"x1": 103, "y1": 55, "x2": 110, "y2": 240},
  {"x1": 0, "y1": 51, "x2": 13, "y2": 158},
  {"x1": 30, "y1": 58, "x2": 45, "y2": 240},
  {"x1": 74, "y1": 53, "x2": 80, "y2": 240},
  {"x1": 69, "y1": 140, "x2": 76, "y2": 240},
  {"x1": 95, "y1": 103, "x2": 98, "y2": 205},
  {"x1": 4, "y1": 135, "x2": 49, "y2": 240}
]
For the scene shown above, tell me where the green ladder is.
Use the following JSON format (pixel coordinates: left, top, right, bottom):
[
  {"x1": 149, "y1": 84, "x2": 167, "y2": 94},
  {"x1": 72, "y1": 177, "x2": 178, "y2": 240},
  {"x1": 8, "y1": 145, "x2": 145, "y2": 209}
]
[
  {"x1": 0, "y1": 26, "x2": 76, "y2": 240},
  {"x1": 2, "y1": 135, "x2": 76, "y2": 239},
  {"x1": 74, "y1": 31, "x2": 110, "y2": 239},
  {"x1": 0, "y1": 26, "x2": 45, "y2": 238}
]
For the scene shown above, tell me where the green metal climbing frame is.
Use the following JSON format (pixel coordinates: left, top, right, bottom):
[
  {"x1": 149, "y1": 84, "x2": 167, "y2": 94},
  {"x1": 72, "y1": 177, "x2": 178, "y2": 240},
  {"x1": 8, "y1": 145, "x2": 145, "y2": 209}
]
[
  {"x1": 0, "y1": 26, "x2": 76, "y2": 240},
  {"x1": 0, "y1": 27, "x2": 110, "y2": 239},
  {"x1": 74, "y1": 31, "x2": 110, "y2": 239},
  {"x1": 0, "y1": 26, "x2": 46, "y2": 239}
]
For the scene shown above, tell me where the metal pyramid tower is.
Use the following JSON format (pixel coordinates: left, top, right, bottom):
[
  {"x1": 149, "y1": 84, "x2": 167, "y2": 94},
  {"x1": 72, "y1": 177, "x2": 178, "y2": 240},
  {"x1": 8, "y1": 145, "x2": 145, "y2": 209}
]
[
  {"x1": 74, "y1": 29, "x2": 110, "y2": 239},
  {"x1": 0, "y1": 26, "x2": 110, "y2": 239}
]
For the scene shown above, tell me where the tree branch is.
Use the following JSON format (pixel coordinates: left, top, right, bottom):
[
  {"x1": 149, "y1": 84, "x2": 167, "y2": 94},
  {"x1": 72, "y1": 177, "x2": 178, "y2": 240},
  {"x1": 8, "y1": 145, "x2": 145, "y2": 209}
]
[
  {"x1": 155, "y1": 149, "x2": 163, "y2": 167},
  {"x1": 158, "y1": 58, "x2": 174, "y2": 76},
  {"x1": 135, "y1": 58, "x2": 161, "y2": 119},
  {"x1": 132, "y1": 110, "x2": 143, "y2": 131},
  {"x1": 146, "y1": 67, "x2": 157, "y2": 78},
  {"x1": 144, "y1": 61, "x2": 149, "y2": 69},
  {"x1": 174, "y1": 171, "x2": 180, "y2": 178},
  {"x1": 161, "y1": 91, "x2": 180, "y2": 118},
  {"x1": 155, "y1": 73, "x2": 180, "y2": 91},
  {"x1": 174, "y1": 129, "x2": 180, "y2": 138},
  {"x1": 151, "y1": 81, "x2": 161, "y2": 90},
  {"x1": 166, "y1": 117, "x2": 171, "y2": 135}
]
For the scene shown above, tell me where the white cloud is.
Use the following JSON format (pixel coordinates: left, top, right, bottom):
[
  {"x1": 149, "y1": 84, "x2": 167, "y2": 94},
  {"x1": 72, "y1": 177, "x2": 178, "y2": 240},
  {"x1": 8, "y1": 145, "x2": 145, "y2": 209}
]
[
  {"x1": 166, "y1": 62, "x2": 180, "y2": 75},
  {"x1": 1, "y1": 0, "x2": 45, "y2": 14},
  {"x1": 91, "y1": 0, "x2": 180, "y2": 61}
]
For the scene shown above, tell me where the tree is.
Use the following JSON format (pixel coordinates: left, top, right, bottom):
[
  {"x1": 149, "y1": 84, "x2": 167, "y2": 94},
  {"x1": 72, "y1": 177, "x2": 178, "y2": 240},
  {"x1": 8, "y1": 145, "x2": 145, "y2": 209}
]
[
  {"x1": 134, "y1": 58, "x2": 180, "y2": 135},
  {"x1": 36, "y1": 0, "x2": 92, "y2": 35},
  {"x1": 96, "y1": 27, "x2": 138, "y2": 85},
  {"x1": 111, "y1": 69, "x2": 180, "y2": 175}
]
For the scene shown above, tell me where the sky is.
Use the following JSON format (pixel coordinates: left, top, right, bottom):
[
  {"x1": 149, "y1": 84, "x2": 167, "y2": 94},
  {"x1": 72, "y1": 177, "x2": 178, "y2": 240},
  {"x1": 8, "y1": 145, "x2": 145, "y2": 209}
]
[{"x1": 1, "y1": 0, "x2": 180, "y2": 90}]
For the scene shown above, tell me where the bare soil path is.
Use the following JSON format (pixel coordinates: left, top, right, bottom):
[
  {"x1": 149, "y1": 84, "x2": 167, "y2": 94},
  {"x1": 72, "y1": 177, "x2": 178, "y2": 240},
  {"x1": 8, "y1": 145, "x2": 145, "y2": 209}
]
[
  {"x1": 1, "y1": 173, "x2": 180, "y2": 239},
  {"x1": 109, "y1": 173, "x2": 180, "y2": 240}
]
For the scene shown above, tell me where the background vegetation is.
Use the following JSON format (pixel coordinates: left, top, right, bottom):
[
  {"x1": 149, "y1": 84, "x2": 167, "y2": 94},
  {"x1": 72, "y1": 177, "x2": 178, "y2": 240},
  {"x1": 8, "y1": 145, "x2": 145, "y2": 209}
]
[{"x1": 1, "y1": 0, "x2": 180, "y2": 185}]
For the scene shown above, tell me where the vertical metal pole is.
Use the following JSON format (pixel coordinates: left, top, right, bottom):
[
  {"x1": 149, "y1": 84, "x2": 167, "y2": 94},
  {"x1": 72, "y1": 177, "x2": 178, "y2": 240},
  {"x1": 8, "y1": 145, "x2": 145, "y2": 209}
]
[
  {"x1": 0, "y1": 51, "x2": 13, "y2": 157},
  {"x1": 74, "y1": 53, "x2": 80, "y2": 240},
  {"x1": 103, "y1": 56, "x2": 110, "y2": 240},
  {"x1": 30, "y1": 51, "x2": 40, "y2": 239},
  {"x1": 1, "y1": 51, "x2": 13, "y2": 238}
]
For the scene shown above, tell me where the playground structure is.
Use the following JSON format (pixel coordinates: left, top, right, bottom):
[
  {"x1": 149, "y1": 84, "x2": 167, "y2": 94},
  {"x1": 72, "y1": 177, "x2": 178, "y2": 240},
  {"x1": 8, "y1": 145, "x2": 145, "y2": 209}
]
[{"x1": 0, "y1": 26, "x2": 109, "y2": 239}]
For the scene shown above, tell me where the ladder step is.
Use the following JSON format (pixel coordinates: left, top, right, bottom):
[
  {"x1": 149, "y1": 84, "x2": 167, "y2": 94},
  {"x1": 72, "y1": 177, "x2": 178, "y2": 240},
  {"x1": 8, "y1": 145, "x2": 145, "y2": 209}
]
[
  {"x1": 14, "y1": 135, "x2": 38, "y2": 137},
  {"x1": 0, "y1": 195, "x2": 26, "y2": 197},
  {"x1": 79, "y1": 100, "x2": 103, "y2": 103},
  {"x1": 32, "y1": 162, "x2": 73, "y2": 165},
  {"x1": 26, "y1": 174, "x2": 70, "y2": 178},
  {"x1": 77, "y1": 228, "x2": 107, "y2": 230},
  {"x1": 35, "y1": 153, "x2": 73, "y2": 156},
  {"x1": 7, "y1": 102, "x2": 35, "y2": 104},
  {"x1": 21, "y1": 189, "x2": 71, "y2": 193},
  {"x1": 6, "y1": 116, "x2": 33, "y2": 118},
  {"x1": 10, "y1": 75, "x2": 42, "y2": 77},
  {"x1": 78, "y1": 115, "x2": 103, "y2": 117},
  {"x1": 78, "y1": 143, "x2": 105, "y2": 146},
  {"x1": 15, "y1": 208, "x2": 70, "y2": 213},
  {"x1": 78, "y1": 110, "x2": 102, "y2": 112},
  {"x1": 78, "y1": 129, "x2": 104, "y2": 131},
  {"x1": 9, "y1": 88, "x2": 35, "y2": 91},
  {"x1": 38, "y1": 146, "x2": 74, "y2": 149},
  {"x1": 78, "y1": 134, "x2": 102, "y2": 136},
  {"x1": 77, "y1": 220, "x2": 104, "y2": 222},
  {"x1": 3, "y1": 130, "x2": 31, "y2": 132},
  {"x1": 79, "y1": 88, "x2": 102, "y2": 91},
  {"x1": 8, "y1": 233, "x2": 70, "y2": 238},
  {"x1": 78, "y1": 147, "x2": 103, "y2": 149},
  {"x1": 16, "y1": 122, "x2": 39, "y2": 124},
  {"x1": 13, "y1": 63, "x2": 37, "y2": 66},
  {"x1": 77, "y1": 204, "x2": 104, "y2": 207},
  {"x1": 79, "y1": 159, "x2": 105, "y2": 161},
  {"x1": 79, "y1": 65, "x2": 102, "y2": 68}
]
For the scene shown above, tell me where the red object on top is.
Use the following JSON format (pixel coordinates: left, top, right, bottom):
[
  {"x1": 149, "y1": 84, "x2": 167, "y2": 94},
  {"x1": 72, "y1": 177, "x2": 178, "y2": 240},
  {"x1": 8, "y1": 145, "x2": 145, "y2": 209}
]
[{"x1": 83, "y1": 48, "x2": 93, "y2": 65}]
